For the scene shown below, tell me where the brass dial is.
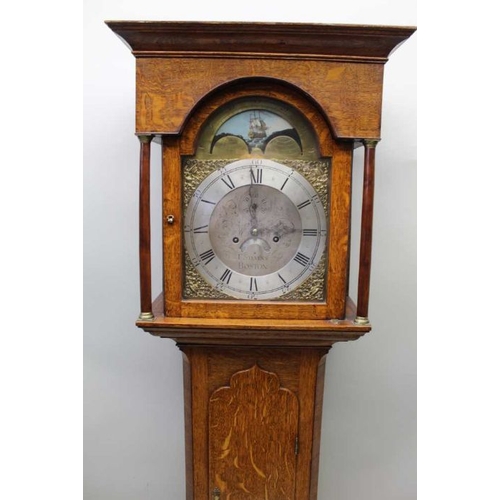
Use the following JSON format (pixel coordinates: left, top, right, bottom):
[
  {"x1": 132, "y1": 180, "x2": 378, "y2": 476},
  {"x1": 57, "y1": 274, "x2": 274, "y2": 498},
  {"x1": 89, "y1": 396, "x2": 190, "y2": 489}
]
[{"x1": 184, "y1": 159, "x2": 327, "y2": 300}]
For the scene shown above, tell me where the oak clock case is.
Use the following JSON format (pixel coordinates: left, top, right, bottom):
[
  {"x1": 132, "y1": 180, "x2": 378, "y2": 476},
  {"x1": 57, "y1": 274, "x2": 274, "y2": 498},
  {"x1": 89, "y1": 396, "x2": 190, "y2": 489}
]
[
  {"x1": 182, "y1": 99, "x2": 329, "y2": 302},
  {"x1": 105, "y1": 20, "x2": 415, "y2": 500}
]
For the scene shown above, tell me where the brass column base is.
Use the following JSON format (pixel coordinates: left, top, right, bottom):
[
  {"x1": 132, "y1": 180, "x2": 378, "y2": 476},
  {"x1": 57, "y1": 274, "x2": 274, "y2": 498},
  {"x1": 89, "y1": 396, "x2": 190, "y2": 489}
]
[
  {"x1": 354, "y1": 316, "x2": 370, "y2": 326},
  {"x1": 138, "y1": 311, "x2": 155, "y2": 321}
]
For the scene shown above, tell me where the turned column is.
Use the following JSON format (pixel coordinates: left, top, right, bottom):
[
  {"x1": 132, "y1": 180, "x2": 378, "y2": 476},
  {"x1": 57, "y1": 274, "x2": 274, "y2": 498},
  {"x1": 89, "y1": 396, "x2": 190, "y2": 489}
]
[
  {"x1": 355, "y1": 139, "x2": 379, "y2": 324},
  {"x1": 138, "y1": 134, "x2": 154, "y2": 321}
]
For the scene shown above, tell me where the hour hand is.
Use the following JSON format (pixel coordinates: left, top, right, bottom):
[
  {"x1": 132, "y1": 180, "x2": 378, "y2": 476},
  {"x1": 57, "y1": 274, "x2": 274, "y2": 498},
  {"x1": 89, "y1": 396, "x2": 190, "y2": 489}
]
[{"x1": 248, "y1": 184, "x2": 258, "y2": 226}]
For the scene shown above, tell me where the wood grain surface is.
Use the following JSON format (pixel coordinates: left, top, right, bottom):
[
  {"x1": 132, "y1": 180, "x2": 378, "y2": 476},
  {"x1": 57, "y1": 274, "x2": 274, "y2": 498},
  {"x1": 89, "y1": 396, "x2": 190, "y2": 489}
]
[
  {"x1": 106, "y1": 21, "x2": 415, "y2": 138},
  {"x1": 180, "y1": 346, "x2": 330, "y2": 500},
  {"x1": 209, "y1": 365, "x2": 299, "y2": 499},
  {"x1": 137, "y1": 293, "x2": 371, "y2": 344},
  {"x1": 105, "y1": 21, "x2": 415, "y2": 62},
  {"x1": 162, "y1": 136, "x2": 183, "y2": 318},
  {"x1": 136, "y1": 58, "x2": 384, "y2": 139}
]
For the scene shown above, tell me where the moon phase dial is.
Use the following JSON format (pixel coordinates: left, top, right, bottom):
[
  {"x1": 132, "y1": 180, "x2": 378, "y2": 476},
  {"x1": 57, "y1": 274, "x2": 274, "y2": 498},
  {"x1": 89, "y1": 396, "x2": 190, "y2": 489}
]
[{"x1": 184, "y1": 159, "x2": 327, "y2": 300}]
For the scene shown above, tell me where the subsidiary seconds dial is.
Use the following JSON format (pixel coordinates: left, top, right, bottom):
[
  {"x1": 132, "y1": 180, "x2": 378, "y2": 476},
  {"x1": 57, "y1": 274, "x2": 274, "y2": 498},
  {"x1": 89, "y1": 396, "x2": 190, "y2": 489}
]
[{"x1": 184, "y1": 159, "x2": 327, "y2": 300}]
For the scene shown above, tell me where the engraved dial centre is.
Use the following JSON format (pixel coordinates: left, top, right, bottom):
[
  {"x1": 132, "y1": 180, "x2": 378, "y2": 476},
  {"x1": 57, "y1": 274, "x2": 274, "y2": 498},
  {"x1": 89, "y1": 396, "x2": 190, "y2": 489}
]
[{"x1": 209, "y1": 185, "x2": 302, "y2": 276}]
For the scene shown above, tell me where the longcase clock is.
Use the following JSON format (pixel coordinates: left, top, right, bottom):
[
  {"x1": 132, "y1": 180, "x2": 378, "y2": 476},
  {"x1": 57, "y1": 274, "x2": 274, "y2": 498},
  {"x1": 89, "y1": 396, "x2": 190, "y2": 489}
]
[{"x1": 106, "y1": 21, "x2": 415, "y2": 500}]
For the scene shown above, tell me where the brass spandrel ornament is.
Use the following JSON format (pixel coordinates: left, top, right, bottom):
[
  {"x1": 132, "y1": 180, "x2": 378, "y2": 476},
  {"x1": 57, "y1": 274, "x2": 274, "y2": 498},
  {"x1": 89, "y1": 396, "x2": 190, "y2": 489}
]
[
  {"x1": 183, "y1": 160, "x2": 229, "y2": 210},
  {"x1": 280, "y1": 252, "x2": 326, "y2": 301},
  {"x1": 183, "y1": 244, "x2": 326, "y2": 301},
  {"x1": 279, "y1": 159, "x2": 330, "y2": 211},
  {"x1": 183, "y1": 159, "x2": 330, "y2": 213},
  {"x1": 183, "y1": 249, "x2": 228, "y2": 300}
]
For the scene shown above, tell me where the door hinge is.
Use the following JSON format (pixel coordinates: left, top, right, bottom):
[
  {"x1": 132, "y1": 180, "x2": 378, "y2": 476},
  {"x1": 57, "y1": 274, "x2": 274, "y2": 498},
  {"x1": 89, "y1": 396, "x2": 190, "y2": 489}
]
[
  {"x1": 295, "y1": 435, "x2": 299, "y2": 455},
  {"x1": 212, "y1": 487, "x2": 221, "y2": 500}
]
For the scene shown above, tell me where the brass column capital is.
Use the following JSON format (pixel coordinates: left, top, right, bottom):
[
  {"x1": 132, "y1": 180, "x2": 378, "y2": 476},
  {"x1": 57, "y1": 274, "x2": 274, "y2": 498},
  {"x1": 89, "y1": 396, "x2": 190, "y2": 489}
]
[
  {"x1": 137, "y1": 134, "x2": 153, "y2": 144},
  {"x1": 363, "y1": 139, "x2": 380, "y2": 148}
]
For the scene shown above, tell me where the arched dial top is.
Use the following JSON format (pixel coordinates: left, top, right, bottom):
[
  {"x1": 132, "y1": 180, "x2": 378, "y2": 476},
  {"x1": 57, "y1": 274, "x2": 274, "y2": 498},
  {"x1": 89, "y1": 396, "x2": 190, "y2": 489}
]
[
  {"x1": 194, "y1": 96, "x2": 320, "y2": 160},
  {"x1": 184, "y1": 158, "x2": 327, "y2": 300}
]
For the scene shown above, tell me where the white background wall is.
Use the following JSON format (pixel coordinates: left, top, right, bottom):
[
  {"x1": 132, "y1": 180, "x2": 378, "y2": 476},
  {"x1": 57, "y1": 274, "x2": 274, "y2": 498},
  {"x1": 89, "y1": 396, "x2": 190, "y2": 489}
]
[{"x1": 84, "y1": 1, "x2": 416, "y2": 499}]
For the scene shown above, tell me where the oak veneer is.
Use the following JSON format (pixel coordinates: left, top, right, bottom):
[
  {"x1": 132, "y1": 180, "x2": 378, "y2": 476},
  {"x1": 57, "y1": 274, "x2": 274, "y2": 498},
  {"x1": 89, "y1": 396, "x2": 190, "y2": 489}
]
[{"x1": 180, "y1": 345, "x2": 330, "y2": 499}]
